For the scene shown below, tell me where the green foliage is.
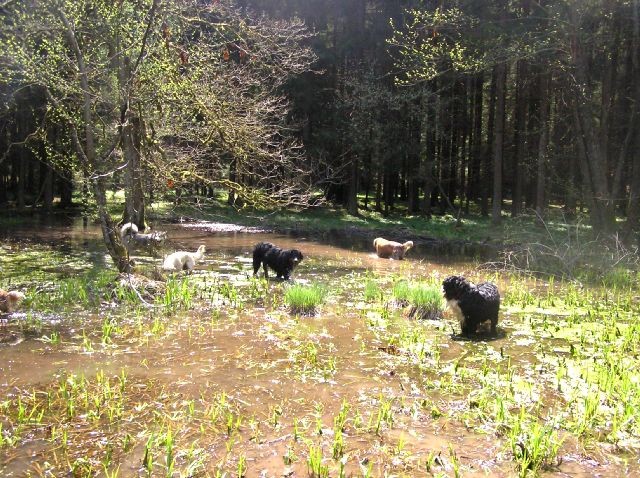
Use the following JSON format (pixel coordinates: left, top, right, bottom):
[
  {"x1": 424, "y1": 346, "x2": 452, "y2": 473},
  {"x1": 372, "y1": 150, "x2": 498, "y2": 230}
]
[
  {"x1": 392, "y1": 280, "x2": 443, "y2": 320},
  {"x1": 284, "y1": 283, "x2": 328, "y2": 316},
  {"x1": 390, "y1": 7, "x2": 485, "y2": 83},
  {"x1": 508, "y1": 408, "x2": 563, "y2": 477}
]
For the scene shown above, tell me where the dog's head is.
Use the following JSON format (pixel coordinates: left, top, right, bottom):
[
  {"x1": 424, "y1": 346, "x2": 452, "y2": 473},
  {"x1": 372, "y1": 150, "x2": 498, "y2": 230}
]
[
  {"x1": 286, "y1": 249, "x2": 304, "y2": 268},
  {"x1": 442, "y1": 275, "x2": 474, "y2": 301},
  {"x1": 395, "y1": 240, "x2": 414, "y2": 259}
]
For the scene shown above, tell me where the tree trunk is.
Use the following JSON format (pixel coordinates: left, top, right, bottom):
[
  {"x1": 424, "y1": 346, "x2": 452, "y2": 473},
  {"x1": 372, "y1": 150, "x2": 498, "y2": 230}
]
[
  {"x1": 407, "y1": 99, "x2": 422, "y2": 214},
  {"x1": 512, "y1": 60, "x2": 527, "y2": 216},
  {"x1": 482, "y1": 67, "x2": 497, "y2": 217},
  {"x1": 468, "y1": 73, "x2": 483, "y2": 210},
  {"x1": 491, "y1": 62, "x2": 507, "y2": 225},
  {"x1": 568, "y1": 9, "x2": 616, "y2": 232},
  {"x1": 122, "y1": 111, "x2": 146, "y2": 228},
  {"x1": 58, "y1": 166, "x2": 74, "y2": 208},
  {"x1": 346, "y1": 155, "x2": 359, "y2": 216},
  {"x1": 421, "y1": 89, "x2": 436, "y2": 217},
  {"x1": 536, "y1": 73, "x2": 550, "y2": 217},
  {"x1": 58, "y1": 7, "x2": 130, "y2": 271},
  {"x1": 94, "y1": 177, "x2": 132, "y2": 273}
]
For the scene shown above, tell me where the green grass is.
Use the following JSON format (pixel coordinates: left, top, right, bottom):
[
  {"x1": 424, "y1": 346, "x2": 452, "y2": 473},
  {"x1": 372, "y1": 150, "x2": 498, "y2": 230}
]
[
  {"x1": 391, "y1": 280, "x2": 443, "y2": 320},
  {"x1": 284, "y1": 283, "x2": 328, "y2": 316},
  {"x1": 406, "y1": 284, "x2": 444, "y2": 321}
]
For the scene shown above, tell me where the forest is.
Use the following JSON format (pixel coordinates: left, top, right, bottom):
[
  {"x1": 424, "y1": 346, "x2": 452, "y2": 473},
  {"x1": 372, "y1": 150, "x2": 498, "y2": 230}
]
[
  {"x1": 1, "y1": 1, "x2": 640, "y2": 477},
  {"x1": 2, "y1": 1, "x2": 639, "y2": 247}
]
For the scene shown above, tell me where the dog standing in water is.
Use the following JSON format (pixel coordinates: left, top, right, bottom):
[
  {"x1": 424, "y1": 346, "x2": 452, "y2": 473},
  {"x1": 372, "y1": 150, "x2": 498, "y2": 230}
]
[
  {"x1": 252, "y1": 242, "x2": 303, "y2": 280},
  {"x1": 120, "y1": 222, "x2": 166, "y2": 254},
  {"x1": 163, "y1": 245, "x2": 206, "y2": 272},
  {"x1": 442, "y1": 275, "x2": 500, "y2": 337},
  {"x1": 373, "y1": 237, "x2": 414, "y2": 260}
]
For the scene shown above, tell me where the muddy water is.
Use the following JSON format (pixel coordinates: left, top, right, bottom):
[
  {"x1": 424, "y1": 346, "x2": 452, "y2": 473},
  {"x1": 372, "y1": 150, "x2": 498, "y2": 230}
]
[{"x1": 0, "y1": 219, "x2": 636, "y2": 477}]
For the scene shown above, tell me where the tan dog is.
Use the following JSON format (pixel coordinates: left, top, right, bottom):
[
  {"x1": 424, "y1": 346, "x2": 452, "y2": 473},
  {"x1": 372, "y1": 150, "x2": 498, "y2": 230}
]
[
  {"x1": 373, "y1": 237, "x2": 414, "y2": 260},
  {"x1": 0, "y1": 289, "x2": 25, "y2": 313},
  {"x1": 162, "y1": 245, "x2": 206, "y2": 271}
]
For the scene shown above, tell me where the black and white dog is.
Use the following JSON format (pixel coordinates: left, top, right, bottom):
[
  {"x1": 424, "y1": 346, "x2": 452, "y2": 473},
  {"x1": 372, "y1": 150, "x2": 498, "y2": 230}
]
[
  {"x1": 120, "y1": 222, "x2": 167, "y2": 254},
  {"x1": 442, "y1": 275, "x2": 500, "y2": 337},
  {"x1": 252, "y1": 242, "x2": 303, "y2": 280}
]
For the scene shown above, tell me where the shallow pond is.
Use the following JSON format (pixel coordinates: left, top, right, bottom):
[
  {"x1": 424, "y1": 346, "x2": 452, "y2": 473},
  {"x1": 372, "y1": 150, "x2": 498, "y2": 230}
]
[{"x1": 1, "y1": 218, "x2": 638, "y2": 477}]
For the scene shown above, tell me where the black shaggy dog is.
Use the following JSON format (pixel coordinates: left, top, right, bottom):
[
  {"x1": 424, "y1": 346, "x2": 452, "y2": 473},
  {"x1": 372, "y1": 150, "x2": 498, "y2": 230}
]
[
  {"x1": 442, "y1": 275, "x2": 500, "y2": 337},
  {"x1": 252, "y1": 242, "x2": 303, "y2": 280}
]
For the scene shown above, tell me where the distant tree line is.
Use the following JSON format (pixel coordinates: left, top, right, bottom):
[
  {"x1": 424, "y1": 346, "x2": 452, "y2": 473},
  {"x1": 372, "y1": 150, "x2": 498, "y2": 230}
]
[
  {"x1": 245, "y1": 0, "x2": 639, "y2": 238},
  {"x1": 1, "y1": 0, "x2": 639, "y2": 241}
]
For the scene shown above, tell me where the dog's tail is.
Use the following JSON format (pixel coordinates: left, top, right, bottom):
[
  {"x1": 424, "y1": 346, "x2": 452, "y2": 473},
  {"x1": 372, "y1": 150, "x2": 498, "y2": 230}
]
[{"x1": 120, "y1": 222, "x2": 139, "y2": 240}]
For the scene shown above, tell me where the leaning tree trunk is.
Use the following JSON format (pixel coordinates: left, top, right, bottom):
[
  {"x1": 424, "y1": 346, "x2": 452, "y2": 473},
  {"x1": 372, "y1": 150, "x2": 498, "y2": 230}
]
[
  {"x1": 94, "y1": 177, "x2": 132, "y2": 273},
  {"x1": 58, "y1": 6, "x2": 130, "y2": 273}
]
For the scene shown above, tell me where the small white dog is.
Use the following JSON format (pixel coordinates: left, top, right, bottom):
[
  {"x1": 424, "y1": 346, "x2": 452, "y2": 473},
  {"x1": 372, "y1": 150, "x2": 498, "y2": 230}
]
[{"x1": 162, "y1": 245, "x2": 206, "y2": 271}]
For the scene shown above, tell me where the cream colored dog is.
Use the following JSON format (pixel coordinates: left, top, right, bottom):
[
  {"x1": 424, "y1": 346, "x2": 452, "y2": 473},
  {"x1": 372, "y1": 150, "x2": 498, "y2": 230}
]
[
  {"x1": 0, "y1": 289, "x2": 25, "y2": 313},
  {"x1": 162, "y1": 245, "x2": 206, "y2": 271},
  {"x1": 373, "y1": 237, "x2": 414, "y2": 260}
]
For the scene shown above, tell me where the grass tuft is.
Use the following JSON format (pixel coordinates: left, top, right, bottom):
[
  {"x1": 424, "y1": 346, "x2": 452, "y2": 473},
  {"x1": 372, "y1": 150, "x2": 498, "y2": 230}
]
[
  {"x1": 393, "y1": 281, "x2": 444, "y2": 320},
  {"x1": 285, "y1": 284, "x2": 327, "y2": 316}
]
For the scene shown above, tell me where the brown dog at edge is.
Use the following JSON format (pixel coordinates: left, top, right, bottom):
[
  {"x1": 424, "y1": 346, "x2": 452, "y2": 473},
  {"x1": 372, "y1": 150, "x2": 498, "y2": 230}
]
[
  {"x1": 373, "y1": 237, "x2": 414, "y2": 260},
  {"x1": 0, "y1": 289, "x2": 25, "y2": 314}
]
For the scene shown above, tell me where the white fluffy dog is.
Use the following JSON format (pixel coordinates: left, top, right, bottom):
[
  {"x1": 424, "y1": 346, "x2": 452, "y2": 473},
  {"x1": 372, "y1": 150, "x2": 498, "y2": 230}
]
[{"x1": 162, "y1": 245, "x2": 206, "y2": 271}]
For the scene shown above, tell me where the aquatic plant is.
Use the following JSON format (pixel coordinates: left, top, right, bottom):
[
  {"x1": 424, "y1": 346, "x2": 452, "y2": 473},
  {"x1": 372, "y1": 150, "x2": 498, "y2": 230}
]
[
  {"x1": 285, "y1": 283, "x2": 327, "y2": 315},
  {"x1": 307, "y1": 445, "x2": 329, "y2": 478},
  {"x1": 390, "y1": 280, "x2": 443, "y2": 320},
  {"x1": 508, "y1": 408, "x2": 563, "y2": 477},
  {"x1": 162, "y1": 276, "x2": 193, "y2": 311},
  {"x1": 405, "y1": 284, "x2": 444, "y2": 321},
  {"x1": 363, "y1": 278, "x2": 382, "y2": 302},
  {"x1": 392, "y1": 280, "x2": 411, "y2": 307}
]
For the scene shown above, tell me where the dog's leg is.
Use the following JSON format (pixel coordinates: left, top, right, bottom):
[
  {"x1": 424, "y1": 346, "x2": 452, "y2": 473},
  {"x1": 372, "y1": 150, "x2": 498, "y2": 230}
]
[
  {"x1": 490, "y1": 315, "x2": 498, "y2": 335},
  {"x1": 262, "y1": 262, "x2": 269, "y2": 279},
  {"x1": 252, "y1": 256, "x2": 262, "y2": 276},
  {"x1": 460, "y1": 319, "x2": 475, "y2": 337}
]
